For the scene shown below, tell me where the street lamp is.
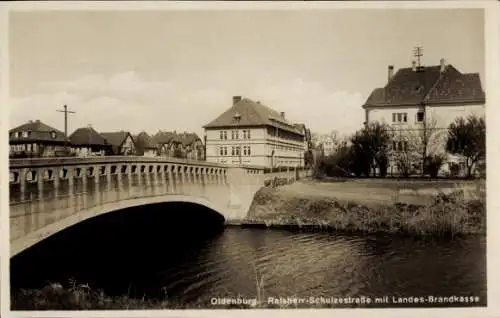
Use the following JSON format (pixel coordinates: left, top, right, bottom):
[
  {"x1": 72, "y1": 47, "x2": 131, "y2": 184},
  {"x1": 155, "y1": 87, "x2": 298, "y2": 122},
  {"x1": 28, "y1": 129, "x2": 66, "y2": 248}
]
[{"x1": 203, "y1": 132, "x2": 207, "y2": 161}]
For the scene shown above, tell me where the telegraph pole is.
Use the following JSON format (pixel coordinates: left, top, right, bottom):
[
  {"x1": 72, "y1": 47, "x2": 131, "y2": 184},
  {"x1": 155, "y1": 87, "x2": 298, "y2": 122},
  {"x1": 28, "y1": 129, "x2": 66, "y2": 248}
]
[
  {"x1": 57, "y1": 104, "x2": 76, "y2": 153},
  {"x1": 413, "y1": 46, "x2": 423, "y2": 67}
]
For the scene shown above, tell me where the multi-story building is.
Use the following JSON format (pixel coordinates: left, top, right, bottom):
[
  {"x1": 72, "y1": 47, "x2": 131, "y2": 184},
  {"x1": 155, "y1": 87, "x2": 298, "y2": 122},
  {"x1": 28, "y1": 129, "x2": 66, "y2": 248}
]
[
  {"x1": 203, "y1": 96, "x2": 306, "y2": 168},
  {"x1": 362, "y1": 58, "x2": 485, "y2": 175}
]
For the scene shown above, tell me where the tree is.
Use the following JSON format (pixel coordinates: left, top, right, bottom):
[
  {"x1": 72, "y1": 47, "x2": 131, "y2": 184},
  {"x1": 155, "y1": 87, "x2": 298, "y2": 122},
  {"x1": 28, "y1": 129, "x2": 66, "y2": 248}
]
[
  {"x1": 350, "y1": 122, "x2": 391, "y2": 177},
  {"x1": 446, "y1": 115, "x2": 485, "y2": 178}
]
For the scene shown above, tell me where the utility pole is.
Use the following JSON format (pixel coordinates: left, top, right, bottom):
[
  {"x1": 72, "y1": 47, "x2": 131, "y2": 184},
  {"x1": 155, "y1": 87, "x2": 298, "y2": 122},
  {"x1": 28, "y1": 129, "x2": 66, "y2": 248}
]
[
  {"x1": 413, "y1": 46, "x2": 423, "y2": 67},
  {"x1": 57, "y1": 104, "x2": 76, "y2": 153}
]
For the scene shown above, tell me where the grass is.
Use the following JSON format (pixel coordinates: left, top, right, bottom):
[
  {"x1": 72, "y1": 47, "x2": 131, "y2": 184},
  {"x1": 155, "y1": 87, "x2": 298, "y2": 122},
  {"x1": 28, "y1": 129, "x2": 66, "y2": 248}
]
[{"x1": 244, "y1": 180, "x2": 486, "y2": 236}]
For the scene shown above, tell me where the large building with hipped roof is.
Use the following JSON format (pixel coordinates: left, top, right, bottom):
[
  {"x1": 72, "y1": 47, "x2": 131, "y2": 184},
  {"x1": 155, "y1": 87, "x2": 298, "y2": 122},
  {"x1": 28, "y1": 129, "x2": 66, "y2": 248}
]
[
  {"x1": 203, "y1": 96, "x2": 307, "y2": 168},
  {"x1": 362, "y1": 58, "x2": 485, "y2": 175}
]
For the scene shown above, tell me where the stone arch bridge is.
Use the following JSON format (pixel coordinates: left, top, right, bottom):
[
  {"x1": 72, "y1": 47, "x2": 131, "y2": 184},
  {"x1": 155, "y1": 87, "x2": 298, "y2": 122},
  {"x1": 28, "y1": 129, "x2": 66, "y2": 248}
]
[{"x1": 9, "y1": 156, "x2": 311, "y2": 257}]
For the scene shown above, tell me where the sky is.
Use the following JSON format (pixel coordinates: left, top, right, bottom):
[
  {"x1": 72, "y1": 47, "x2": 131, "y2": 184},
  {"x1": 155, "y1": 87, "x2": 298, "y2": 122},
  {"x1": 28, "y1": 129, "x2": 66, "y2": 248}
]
[{"x1": 9, "y1": 8, "x2": 484, "y2": 138}]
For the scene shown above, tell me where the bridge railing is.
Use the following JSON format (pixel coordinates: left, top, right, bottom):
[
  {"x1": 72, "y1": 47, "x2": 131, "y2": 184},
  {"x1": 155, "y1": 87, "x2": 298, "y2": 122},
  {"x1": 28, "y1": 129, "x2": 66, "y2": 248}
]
[{"x1": 9, "y1": 156, "x2": 230, "y2": 168}]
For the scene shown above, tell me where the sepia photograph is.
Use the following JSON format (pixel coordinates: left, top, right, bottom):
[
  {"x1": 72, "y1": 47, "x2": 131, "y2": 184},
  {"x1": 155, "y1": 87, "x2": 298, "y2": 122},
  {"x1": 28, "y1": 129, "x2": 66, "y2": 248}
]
[{"x1": 5, "y1": 2, "x2": 488, "y2": 313}]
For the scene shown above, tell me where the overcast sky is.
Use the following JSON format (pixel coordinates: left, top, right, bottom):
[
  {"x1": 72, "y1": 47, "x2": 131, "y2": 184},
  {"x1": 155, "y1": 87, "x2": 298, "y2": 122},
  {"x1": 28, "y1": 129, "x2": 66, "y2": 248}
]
[{"x1": 9, "y1": 8, "x2": 484, "y2": 138}]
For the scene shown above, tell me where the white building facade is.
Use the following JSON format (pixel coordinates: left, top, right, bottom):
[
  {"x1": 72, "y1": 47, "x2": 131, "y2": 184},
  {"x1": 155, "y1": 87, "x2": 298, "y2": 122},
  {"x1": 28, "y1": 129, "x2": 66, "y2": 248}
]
[
  {"x1": 363, "y1": 59, "x2": 485, "y2": 176},
  {"x1": 204, "y1": 96, "x2": 306, "y2": 168}
]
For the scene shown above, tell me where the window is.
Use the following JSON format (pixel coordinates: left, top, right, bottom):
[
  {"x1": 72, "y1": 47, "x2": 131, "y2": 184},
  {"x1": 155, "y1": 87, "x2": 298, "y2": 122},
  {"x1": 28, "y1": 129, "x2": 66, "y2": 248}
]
[
  {"x1": 50, "y1": 131, "x2": 57, "y2": 139},
  {"x1": 22, "y1": 131, "x2": 28, "y2": 138},
  {"x1": 219, "y1": 147, "x2": 224, "y2": 156},
  {"x1": 247, "y1": 130, "x2": 251, "y2": 139},
  {"x1": 393, "y1": 141, "x2": 409, "y2": 152},
  {"x1": 231, "y1": 147, "x2": 235, "y2": 156},
  {"x1": 416, "y1": 111, "x2": 424, "y2": 122},
  {"x1": 236, "y1": 146, "x2": 241, "y2": 156},
  {"x1": 220, "y1": 131, "x2": 224, "y2": 140},
  {"x1": 243, "y1": 146, "x2": 248, "y2": 156},
  {"x1": 235, "y1": 130, "x2": 239, "y2": 139},
  {"x1": 248, "y1": 146, "x2": 251, "y2": 156},
  {"x1": 223, "y1": 147, "x2": 227, "y2": 156},
  {"x1": 224, "y1": 131, "x2": 227, "y2": 140},
  {"x1": 392, "y1": 112, "x2": 408, "y2": 123}
]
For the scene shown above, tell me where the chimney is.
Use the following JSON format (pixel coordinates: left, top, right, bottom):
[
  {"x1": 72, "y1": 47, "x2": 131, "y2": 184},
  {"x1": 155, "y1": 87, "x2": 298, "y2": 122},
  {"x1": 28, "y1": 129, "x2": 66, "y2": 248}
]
[
  {"x1": 440, "y1": 58, "x2": 446, "y2": 72},
  {"x1": 280, "y1": 112, "x2": 285, "y2": 119},
  {"x1": 411, "y1": 61, "x2": 417, "y2": 71},
  {"x1": 233, "y1": 96, "x2": 242, "y2": 105},
  {"x1": 388, "y1": 65, "x2": 394, "y2": 82}
]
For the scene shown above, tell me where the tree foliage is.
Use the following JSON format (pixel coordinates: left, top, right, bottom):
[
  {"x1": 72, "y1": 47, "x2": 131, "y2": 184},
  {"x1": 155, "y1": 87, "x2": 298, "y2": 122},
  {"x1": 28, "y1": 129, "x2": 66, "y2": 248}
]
[
  {"x1": 446, "y1": 115, "x2": 485, "y2": 178},
  {"x1": 350, "y1": 122, "x2": 391, "y2": 177}
]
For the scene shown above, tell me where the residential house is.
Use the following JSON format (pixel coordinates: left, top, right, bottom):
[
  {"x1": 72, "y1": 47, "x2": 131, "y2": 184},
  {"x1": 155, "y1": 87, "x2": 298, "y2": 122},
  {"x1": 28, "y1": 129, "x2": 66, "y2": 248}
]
[
  {"x1": 9, "y1": 120, "x2": 70, "y2": 158},
  {"x1": 362, "y1": 58, "x2": 485, "y2": 176},
  {"x1": 69, "y1": 125, "x2": 111, "y2": 157},
  {"x1": 133, "y1": 131, "x2": 158, "y2": 157},
  {"x1": 101, "y1": 131, "x2": 136, "y2": 156},
  {"x1": 203, "y1": 96, "x2": 306, "y2": 168},
  {"x1": 153, "y1": 131, "x2": 205, "y2": 160}
]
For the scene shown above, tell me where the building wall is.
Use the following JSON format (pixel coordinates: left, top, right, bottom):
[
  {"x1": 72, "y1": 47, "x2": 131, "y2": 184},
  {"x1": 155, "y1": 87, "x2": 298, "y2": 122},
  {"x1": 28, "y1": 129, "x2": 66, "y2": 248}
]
[
  {"x1": 205, "y1": 126, "x2": 305, "y2": 168},
  {"x1": 121, "y1": 135, "x2": 136, "y2": 155},
  {"x1": 143, "y1": 148, "x2": 157, "y2": 157},
  {"x1": 367, "y1": 103, "x2": 485, "y2": 176}
]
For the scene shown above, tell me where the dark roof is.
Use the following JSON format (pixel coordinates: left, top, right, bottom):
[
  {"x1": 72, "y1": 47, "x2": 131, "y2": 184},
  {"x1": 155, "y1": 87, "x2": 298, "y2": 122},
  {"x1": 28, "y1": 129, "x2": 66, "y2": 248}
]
[
  {"x1": 152, "y1": 131, "x2": 177, "y2": 145},
  {"x1": 101, "y1": 131, "x2": 132, "y2": 147},
  {"x1": 177, "y1": 132, "x2": 202, "y2": 147},
  {"x1": 363, "y1": 64, "x2": 485, "y2": 108},
  {"x1": 152, "y1": 131, "x2": 202, "y2": 147},
  {"x1": 134, "y1": 131, "x2": 156, "y2": 149},
  {"x1": 203, "y1": 98, "x2": 304, "y2": 135},
  {"x1": 9, "y1": 120, "x2": 68, "y2": 144},
  {"x1": 69, "y1": 126, "x2": 110, "y2": 146}
]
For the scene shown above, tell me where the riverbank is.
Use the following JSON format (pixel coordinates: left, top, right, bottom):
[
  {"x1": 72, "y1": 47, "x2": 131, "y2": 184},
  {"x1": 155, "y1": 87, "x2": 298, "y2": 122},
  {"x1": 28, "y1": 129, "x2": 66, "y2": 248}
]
[{"x1": 233, "y1": 179, "x2": 485, "y2": 236}]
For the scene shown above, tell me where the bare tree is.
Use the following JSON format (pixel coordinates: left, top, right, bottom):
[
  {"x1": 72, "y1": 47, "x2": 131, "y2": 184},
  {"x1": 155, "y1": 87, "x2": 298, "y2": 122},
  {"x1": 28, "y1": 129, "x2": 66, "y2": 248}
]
[{"x1": 391, "y1": 116, "x2": 446, "y2": 177}]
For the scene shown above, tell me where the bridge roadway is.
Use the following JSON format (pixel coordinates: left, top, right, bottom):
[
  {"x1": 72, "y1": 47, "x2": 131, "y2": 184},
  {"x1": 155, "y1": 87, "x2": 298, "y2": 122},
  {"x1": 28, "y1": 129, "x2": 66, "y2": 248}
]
[{"x1": 9, "y1": 156, "x2": 310, "y2": 257}]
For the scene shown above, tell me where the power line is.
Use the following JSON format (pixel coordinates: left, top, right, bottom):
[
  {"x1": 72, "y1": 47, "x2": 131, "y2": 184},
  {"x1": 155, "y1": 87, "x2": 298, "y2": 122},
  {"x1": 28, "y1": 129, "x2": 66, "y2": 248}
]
[{"x1": 56, "y1": 104, "x2": 76, "y2": 152}]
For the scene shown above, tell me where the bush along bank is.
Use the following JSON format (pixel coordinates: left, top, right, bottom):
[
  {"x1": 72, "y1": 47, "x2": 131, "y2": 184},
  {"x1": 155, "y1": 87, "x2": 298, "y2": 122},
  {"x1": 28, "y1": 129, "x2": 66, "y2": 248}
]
[{"x1": 243, "y1": 186, "x2": 485, "y2": 236}]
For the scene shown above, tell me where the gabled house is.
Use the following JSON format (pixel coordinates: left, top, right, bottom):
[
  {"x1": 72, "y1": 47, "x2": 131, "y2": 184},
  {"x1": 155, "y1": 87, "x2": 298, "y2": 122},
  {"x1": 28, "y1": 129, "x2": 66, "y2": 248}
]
[
  {"x1": 101, "y1": 131, "x2": 136, "y2": 156},
  {"x1": 152, "y1": 131, "x2": 205, "y2": 160},
  {"x1": 362, "y1": 58, "x2": 485, "y2": 176},
  {"x1": 9, "y1": 120, "x2": 70, "y2": 158},
  {"x1": 69, "y1": 125, "x2": 111, "y2": 157},
  {"x1": 133, "y1": 131, "x2": 157, "y2": 157}
]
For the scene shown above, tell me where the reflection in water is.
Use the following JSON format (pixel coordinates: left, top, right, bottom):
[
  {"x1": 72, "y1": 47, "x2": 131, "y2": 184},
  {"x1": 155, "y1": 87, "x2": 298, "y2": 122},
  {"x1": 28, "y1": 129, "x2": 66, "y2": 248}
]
[{"x1": 11, "y1": 203, "x2": 486, "y2": 307}]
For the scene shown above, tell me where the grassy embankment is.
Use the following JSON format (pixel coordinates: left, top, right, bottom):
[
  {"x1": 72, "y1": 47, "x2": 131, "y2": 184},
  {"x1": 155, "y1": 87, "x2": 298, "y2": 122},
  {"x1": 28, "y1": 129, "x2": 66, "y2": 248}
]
[{"x1": 237, "y1": 178, "x2": 486, "y2": 236}]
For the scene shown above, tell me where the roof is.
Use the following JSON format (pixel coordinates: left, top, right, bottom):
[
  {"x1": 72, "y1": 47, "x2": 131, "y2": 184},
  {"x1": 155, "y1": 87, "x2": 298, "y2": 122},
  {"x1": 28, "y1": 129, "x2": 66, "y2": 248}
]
[
  {"x1": 134, "y1": 131, "x2": 156, "y2": 149},
  {"x1": 152, "y1": 131, "x2": 202, "y2": 147},
  {"x1": 363, "y1": 63, "x2": 485, "y2": 108},
  {"x1": 203, "y1": 98, "x2": 304, "y2": 135},
  {"x1": 152, "y1": 131, "x2": 177, "y2": 145},
  {"x1": 69, "y1": 126, "x2": 110, "y2": 146},
  {"x1": 100, "y1": 131, "x2": 132, "y2": 147},
  {"x1": 9, "y1": 120, "x2": 68, "y2": 144}
]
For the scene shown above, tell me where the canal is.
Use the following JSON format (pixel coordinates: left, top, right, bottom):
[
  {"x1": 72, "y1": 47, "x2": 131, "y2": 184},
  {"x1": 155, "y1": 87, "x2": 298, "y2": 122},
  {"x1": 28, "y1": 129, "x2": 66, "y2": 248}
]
[{"x1": 10, "y1": 202, "x2": 486, "y2": 309}]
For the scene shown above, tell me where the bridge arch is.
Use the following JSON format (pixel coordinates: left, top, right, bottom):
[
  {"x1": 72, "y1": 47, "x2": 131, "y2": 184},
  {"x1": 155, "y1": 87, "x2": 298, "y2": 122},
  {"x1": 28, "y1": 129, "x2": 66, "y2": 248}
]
[{"x1": 11, "y1": 194, "x2": 227, "y2": 258}]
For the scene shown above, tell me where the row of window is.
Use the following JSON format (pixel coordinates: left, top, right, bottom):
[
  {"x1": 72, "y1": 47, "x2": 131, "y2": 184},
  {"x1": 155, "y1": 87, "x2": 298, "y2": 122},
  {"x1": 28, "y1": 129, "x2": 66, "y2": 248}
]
[
  {"x1": 392, "y1": 112, "x2": 425, "y2": 123},
  {"x1": 219, "y1": 130, "x2": 252, "y2": 140},
  {"x1": 218, "y1": 146, "x2": 252, "y2": 156},
  {"x1": 392, "y1": 141, "x2": 409, "y2": 152},
  {"x1": 11, "y1": 131, "x2": 58, "y2": 139},
  {"x1": 273, "y1": 144, "x2": 303, "y2": 152}
]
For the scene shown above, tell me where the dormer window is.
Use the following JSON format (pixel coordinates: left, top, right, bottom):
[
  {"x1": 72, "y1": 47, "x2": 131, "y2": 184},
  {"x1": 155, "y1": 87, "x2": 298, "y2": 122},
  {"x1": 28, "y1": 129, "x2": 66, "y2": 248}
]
[
  {"x1": 233, "y1": 112, "x2": 241, "y2": 123},
  {"x1": 22, "y1": 131, "x2": 28, "y2": 138},
  {"x1": 50, "y1": 131, "x2": 57, "y2": 139}
]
